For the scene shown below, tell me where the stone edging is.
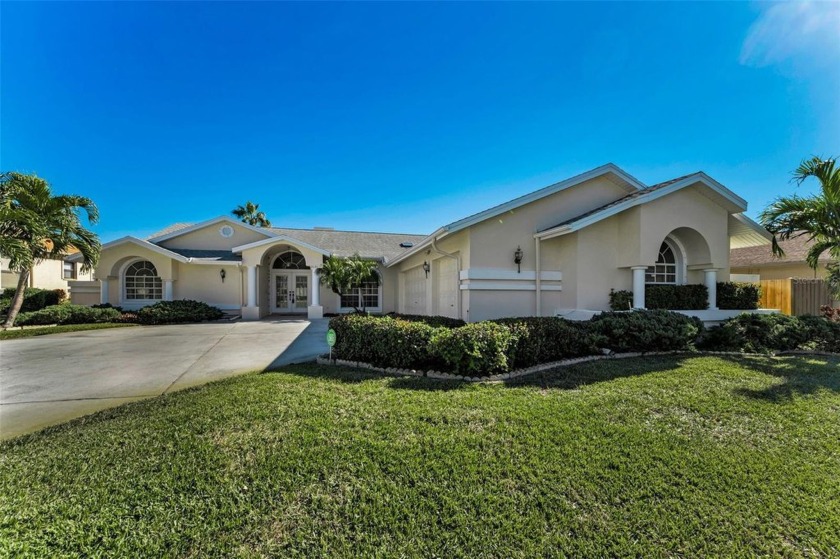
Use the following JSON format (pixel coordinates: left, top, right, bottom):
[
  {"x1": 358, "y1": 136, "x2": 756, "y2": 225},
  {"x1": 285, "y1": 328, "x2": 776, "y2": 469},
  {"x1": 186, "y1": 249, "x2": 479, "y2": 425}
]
[{"x1": 315, "y1": 349, "x2": 836, "y2": 383}]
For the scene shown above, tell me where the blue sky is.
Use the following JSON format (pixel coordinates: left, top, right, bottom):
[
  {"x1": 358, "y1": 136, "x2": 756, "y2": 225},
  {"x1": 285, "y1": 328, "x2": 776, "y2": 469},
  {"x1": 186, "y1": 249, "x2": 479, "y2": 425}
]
[{"x1": 3, "y1": 1, "x2": 838, "y2": 241}]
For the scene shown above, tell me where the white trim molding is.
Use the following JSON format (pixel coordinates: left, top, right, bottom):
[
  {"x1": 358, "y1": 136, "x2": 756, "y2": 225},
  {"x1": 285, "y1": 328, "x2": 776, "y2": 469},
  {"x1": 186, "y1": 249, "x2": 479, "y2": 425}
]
[
  {"x1": 148, "y1": 216, "x2": 276, "y2": 243},
  {"x1": 232, "y1": 235, "x2": 331, "y2": 256},
  {"x1": 458, "y1": 268, "x2": 562, "y2": 291}
]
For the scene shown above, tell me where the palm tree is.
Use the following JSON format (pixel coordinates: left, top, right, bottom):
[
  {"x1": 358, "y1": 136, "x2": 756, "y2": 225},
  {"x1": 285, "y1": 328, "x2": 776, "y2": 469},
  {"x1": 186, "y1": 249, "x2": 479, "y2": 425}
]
[
  {"x1": 1, "y1": 173, "x2": 100, "y2": 328},
  {"x1": 318, "y1": 254, "x2": 380, "y2": 313},
  {"x1": 232, "y1": 201, "x2": 271, "y2": 227},
  {"x1": 759, "y1": 156, "x2": 840, "y2": 297}
]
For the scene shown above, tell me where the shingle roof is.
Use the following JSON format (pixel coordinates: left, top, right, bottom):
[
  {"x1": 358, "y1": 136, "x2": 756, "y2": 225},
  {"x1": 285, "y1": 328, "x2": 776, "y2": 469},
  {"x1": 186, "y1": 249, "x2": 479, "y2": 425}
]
[
  {"x1": 730, "y1": 235, "x2": 834, "y2": 267},
  {"x1": 166, "y1": 248, "x2": 242, "y2": 262},
  {"x1": 269, "y1": 228, "x2": 426, "y2": 262},
  {"x1": 146, "y1": 221, "x2": 426, "y2": 263},
  {"x1": 539, "y1": 173, "x2": 698, "y2": 232}
]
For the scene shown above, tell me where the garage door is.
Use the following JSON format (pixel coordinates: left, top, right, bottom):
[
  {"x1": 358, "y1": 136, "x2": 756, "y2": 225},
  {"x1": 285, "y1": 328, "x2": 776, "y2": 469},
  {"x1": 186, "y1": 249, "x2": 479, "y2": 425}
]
[
  {"x1": 403, "y1": 266, "x2": 426, "y2": 315},
  {"x1": 434, "y1": 258, "x2": 458, "y2": 318}
]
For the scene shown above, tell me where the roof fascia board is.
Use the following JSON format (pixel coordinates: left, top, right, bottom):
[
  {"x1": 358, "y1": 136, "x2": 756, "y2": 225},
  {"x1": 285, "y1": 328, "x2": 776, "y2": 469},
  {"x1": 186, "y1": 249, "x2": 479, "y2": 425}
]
[
  {"x1": 231, "y1": 234, "x2": 331, "y2": 256},
  {"x1": 731, "y1": 213, "x2": 773, "y2": 241},
  {"x1": 440, "y1": 164, "x2": 645, "y2": 237},
  {"x1": 536, "y1": 175, "x2": 747, "y2": 240},
  {"x1": 148, "y1": 216, "x2": 277, "y2": 243},
  {"x1": 71, "y1": 236, "x2": 191, "y2": 262}
]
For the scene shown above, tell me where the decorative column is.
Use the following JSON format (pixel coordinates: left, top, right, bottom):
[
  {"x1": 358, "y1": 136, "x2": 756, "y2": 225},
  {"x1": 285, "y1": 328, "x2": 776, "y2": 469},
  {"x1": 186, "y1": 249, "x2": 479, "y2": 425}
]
[
  {"x1": 631, "y1": 266, "x2": 647, "y2": 309},
  {"x1": 704, "y1": 269, "x2": 718, "y2": 310},
  {"x1": 163, "y1": 279, "x2": 174, "y2": 301},
  {"x1": 242, "y1": 264, "x2": 260, "y2": 320},
  {"x1": 308, "y1": 267, "x2": 323, "y2": 319},
  {"x1": 99, "y1": 277, "x2": 109, "y2": 305}
]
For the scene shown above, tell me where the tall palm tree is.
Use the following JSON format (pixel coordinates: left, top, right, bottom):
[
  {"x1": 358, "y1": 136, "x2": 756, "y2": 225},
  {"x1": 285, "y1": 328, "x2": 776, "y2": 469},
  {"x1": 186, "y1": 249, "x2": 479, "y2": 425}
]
[
  {"x1": 318, "y1": 254, "x2": 380, "y2": 313},
  {"x1": 759, "y1": 156, "x2": 840, "y2": 297},
  {"x1": 232, "y1": 201, "x2": 271, "y2": 227},
  {"x1": 1, "y1": 173, "x2": 100, "y2": 328}
]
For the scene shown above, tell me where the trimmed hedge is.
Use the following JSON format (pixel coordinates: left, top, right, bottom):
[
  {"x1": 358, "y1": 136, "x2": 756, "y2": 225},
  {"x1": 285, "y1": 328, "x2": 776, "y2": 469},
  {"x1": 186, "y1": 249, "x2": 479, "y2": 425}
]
[
  {"x1": 387, "y1": 313, "x2": 466, "y2": 329},
  {"x1": 699, "y1": 313, "x2": 840, "y2": 353},
  {"x1": 646, "y1": 284, "x2": 708, "y2": 311},
  {"x1": 15, "y1": 304, "x2": 121, "y2": 326},
  {"x1": 429, "y1": 322, "x2": 515, "y2": 375},
  {"x1": 717, "y1": 282, "x2": 760, "y2": 310},
  {"x1": 1, "y1": 287, "x2": 67, "y2": 314},
  {"x1": 330, "y1": 314, "x2": 440, "y2": 370},
  {"x1": 609, "y1": 290, "x2": 633, "y2": 311},
  {"x1": 493, "y1": 317, "x2": 602, "y2": 368},
  {"x1": 589, "y1": 310, "x2": 703, "y2": 353},
  {"x1": 136, "y1": 300, "x2": 224, "y2": 325}
]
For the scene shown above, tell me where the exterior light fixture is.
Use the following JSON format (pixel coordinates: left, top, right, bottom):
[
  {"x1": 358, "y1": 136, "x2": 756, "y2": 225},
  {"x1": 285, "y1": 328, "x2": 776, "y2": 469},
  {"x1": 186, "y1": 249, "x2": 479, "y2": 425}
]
[
  {"x1": 514, "y1": 246, "x2": 524, "y2": 273},
  {"x1": 220, "y1": 268, "x2": 226, "y2": 283},
  {"x1": 422, "y1": 261, "x2": 430, "y2": 278}
]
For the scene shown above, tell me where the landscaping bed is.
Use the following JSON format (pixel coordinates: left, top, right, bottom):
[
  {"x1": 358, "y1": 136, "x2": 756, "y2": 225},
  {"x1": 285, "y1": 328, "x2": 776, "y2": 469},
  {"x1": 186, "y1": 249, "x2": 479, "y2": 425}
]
[{"x1": 1, "y1": 355, "x2": 838, "y2": 557}]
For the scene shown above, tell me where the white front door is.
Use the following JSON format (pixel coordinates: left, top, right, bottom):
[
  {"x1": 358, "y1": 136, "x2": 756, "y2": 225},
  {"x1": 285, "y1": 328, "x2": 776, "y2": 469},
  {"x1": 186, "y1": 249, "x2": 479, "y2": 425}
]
[{"x1": 271, "y1": 271, "x2": 309, "y2": 313}]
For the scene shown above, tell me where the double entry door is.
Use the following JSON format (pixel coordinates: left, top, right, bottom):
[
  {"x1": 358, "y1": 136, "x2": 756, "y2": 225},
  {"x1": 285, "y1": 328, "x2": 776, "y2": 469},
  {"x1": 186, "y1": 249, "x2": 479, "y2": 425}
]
[{"x1": 271, "y1": 271, "x2": 308, "y2": 313}]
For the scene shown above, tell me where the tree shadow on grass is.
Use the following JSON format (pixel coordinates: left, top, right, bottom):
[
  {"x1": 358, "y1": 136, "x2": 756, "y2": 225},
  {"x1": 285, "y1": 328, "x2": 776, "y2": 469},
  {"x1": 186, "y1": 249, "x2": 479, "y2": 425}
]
[{"x1": 727, "y1": 355, "x2": 840, "y2": 403}]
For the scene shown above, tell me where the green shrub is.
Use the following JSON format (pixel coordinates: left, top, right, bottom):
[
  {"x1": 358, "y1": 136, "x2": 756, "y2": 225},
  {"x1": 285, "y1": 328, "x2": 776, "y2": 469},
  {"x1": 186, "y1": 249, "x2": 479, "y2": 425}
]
[
  {"x1": 1, "y1": 287, "x2": 67, "y2": 313},
  {"x1": 609, "y1": 289, "x2": 633, "y2": 311},
  {"x1": 717, "y1": 282, "x2": 760, "y2": 310},
  {"x1": 329, "y1": 314, "x2": 441, "y2": 369},
  {"x1": 15, "y1": 304, "x2": 121, "y2": 326},
  {"x1": 493, "y1": 317, "x2": 601, "y2": 367},
  {"x1": 429, "y1": 322, "x2": 516, "y2": 376},
  {"x1": 387, "y1": 313, "x2": 466, "y2": 328},
  {"x1": 797, "y1": 315, "x2": 840, "y2": 353},
  {"x1": 136, "y1": 300, "x2": 223, "y2": 325},
  {"x1": 697, "y1": 313, "x2": 809, "y2": 353},
  {"x1": 590, "y1": 310, "x2": 703, "y2": 353},
  {"x1": 645, "y1": 284, "x2": 708, "y2": 310}
]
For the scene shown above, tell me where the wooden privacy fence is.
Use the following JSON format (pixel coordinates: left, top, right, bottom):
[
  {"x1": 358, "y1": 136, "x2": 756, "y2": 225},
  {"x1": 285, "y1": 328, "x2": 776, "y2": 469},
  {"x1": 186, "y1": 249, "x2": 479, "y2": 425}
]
[{"x1": 759, "y1": 278, "x2": 835, "y2": 316}]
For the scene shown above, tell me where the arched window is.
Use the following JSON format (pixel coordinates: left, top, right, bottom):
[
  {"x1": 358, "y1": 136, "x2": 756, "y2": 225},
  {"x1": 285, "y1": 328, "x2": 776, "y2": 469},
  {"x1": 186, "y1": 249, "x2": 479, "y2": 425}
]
[
  {"x1": 645, "y1": 241, "x2": 678, "y2": 285},
  {"x1": 124, "y1": 260, "x2": 163, "y2": 300},
  {"x1": 272, "y1": 250, "x2": 308, "y2": 269}
]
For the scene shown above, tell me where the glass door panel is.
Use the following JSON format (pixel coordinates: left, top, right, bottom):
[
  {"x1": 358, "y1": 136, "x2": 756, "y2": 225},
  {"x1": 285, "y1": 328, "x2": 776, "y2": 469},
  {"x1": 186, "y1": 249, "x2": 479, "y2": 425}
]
[
  {"x1": 275, "y1": 275, "x2": 289, "y2": 311},
  {"x1": 295, "y1": 275, "x2": 308, "y2": 310}
]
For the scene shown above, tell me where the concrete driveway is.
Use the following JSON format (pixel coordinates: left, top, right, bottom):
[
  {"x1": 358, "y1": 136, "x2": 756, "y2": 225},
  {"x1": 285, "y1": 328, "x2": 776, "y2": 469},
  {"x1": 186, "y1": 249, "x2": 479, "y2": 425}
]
[{"x1": 0, "y1": 318, "x2": 328, "y2": 440}]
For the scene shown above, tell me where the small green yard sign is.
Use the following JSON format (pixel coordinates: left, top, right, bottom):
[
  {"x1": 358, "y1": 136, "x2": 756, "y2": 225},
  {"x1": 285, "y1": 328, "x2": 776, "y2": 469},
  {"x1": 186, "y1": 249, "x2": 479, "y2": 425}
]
[{"x1": 326, "y1": 329, "x2": 336, "y2": 347}]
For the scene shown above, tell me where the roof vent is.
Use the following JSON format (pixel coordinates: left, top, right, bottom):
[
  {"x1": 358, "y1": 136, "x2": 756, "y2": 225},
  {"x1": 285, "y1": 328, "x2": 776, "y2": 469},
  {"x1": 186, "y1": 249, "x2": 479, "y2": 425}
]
[
  {"x1": 399, "y1": 242, "x2": 414, "y2": 248},
  {"x1": 313, "y1": 227, "x2": 334, "y2": 231}
]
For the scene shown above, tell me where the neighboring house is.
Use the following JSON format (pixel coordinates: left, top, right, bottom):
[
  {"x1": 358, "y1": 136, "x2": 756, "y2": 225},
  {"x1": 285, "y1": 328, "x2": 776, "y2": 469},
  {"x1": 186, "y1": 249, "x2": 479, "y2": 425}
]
[
  {"x1": 730, "y1": 235, "x2": 835, "y2": 281},
  {"x1": 0, "y1": 254, "x2": 93, "y2": 291},
  {"x1": 72, "y1": 163, "x2": 770, "y2": 322}
]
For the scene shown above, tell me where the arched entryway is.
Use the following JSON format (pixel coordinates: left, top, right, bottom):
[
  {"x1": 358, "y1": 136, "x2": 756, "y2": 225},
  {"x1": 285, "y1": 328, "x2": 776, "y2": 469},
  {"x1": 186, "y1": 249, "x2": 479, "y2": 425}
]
[{"x1": 270, "y1": 249, "x2": 310, "y2": 314}]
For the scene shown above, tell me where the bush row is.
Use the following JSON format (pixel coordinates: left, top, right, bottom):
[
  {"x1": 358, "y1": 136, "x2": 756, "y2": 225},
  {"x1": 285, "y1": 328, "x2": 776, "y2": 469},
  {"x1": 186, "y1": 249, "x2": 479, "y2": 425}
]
[
  {"x1": 330, "y1": 310, "x2": 838, "y2": 377},
  {"x1": 13, "y1": 300, "x2": 224, "y2": 326},
  {"x1": 1, "y1": 287, "x2": 67, "y2": 314},
  {"x1": 608, "y1": 282, "x2": 760, "y2": 311}
]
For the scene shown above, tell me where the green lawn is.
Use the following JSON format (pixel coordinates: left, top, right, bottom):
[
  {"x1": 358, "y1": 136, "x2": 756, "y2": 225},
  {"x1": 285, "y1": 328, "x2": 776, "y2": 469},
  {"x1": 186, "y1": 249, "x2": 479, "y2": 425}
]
[
  {"x1": 0, "y1": 322, "x2": 137, "y2": 340},
  {"x1": 1, "y1": 356, "x2": 838, "y2": 558}
]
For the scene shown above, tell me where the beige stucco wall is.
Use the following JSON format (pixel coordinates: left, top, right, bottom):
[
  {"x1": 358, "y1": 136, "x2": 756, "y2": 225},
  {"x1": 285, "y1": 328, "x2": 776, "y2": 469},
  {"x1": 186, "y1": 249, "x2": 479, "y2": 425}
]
[
  {"x1": 1, "y1": 257, "x2": 92, "y2": 291},
  {"x1": 159, "y1": 221, "x2": 270, "y2": 251},
  {"x1": 173, "y1": 263, "x2": 243, "y2": 309},
  {"x1": 95, "y1": 243, "x2": 178, "y2": 307}
]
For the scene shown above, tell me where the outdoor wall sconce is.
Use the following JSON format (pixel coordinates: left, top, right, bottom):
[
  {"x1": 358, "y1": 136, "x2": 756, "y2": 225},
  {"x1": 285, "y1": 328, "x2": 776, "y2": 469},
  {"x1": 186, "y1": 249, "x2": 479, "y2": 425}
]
[
  {"x1": 423, "y1": 261, "x2": 430, "y2": 278},
  {"x1": 514, "y1": 246, "x2": 524, "y2": 273},
  {"x1": 220, "y1": 268, "x2": 226, "y2": 283}
]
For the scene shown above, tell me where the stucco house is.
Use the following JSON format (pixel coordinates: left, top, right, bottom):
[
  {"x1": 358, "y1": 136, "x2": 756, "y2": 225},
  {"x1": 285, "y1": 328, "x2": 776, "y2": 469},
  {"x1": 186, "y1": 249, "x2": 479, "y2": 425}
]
[
  {"x1": 1, "y1": 254, "x2": 93, "y2": 291},
  {"x1": 73, "y1": 163, "x2": 771, "y2": 322},
  {"x1": 730, "y1": 235, "x2": 835, "y2": 281}
]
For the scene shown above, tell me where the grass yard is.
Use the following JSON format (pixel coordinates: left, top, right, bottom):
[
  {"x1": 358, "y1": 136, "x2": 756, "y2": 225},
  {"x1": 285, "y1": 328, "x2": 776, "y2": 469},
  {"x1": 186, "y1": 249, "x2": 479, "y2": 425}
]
[
  {"x1": 1, "y1": 355, "x2": 838, "y2": 558},
  {"x1": 0, "y1": 322, "x2": 137, "y2": 340}
]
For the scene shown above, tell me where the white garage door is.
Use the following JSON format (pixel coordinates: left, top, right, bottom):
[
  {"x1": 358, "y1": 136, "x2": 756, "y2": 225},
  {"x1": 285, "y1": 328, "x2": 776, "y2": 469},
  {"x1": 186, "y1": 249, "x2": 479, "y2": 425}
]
[
  {"x1": 403, "y1": 266, "x2": 427, "y2": 315},
  {"x1": 434, "y1": 258, "x2": 458, "y2": 318}
]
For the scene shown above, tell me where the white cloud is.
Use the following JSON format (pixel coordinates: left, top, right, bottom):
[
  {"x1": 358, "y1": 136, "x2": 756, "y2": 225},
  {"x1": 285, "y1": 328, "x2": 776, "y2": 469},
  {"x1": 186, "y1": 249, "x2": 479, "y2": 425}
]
[{"x1": 740, "y1": 1, "x2": 840, "y2": 70}]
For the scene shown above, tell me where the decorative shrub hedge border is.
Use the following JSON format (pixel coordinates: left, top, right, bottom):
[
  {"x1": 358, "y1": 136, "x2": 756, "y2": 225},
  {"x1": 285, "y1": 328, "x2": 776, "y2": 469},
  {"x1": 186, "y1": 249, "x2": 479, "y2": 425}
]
[{"x1": 316, "y1": 349, "x2": 837, "y2": 383}]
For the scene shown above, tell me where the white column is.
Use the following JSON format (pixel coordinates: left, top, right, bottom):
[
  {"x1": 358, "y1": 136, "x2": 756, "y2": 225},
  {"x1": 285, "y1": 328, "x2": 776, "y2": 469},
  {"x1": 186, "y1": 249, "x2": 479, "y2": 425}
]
[
  {"x1": 247, "y1": 265, "x2": 257, "y2": 307},
  {"x1": 99, "y1": 278, "x2": 109, "y2": 305},
  {"x1": 631, "y1": 266, "x2": 647, "y2": 309},
  {"x1": 164, "y1": 279, "x2": 174, "y2": 301},
  {"x1": 311, "y1": 268, "x2": 320, "y2": 306},
  {"x1": 704, "y1": 268, "x2": 718, "y2": 310}
]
